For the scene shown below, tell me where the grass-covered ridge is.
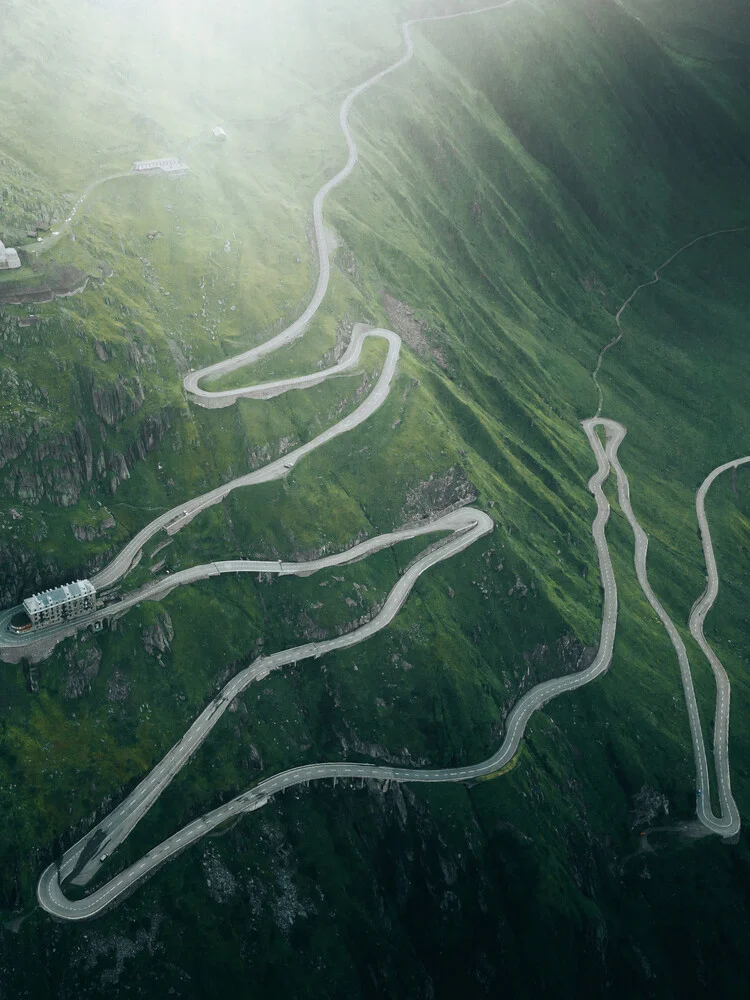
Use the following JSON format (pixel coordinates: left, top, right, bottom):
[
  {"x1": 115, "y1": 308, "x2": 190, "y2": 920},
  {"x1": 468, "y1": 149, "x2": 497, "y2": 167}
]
[{"x1": 0, "y1": 0, "x2": 750, "y2": 995}]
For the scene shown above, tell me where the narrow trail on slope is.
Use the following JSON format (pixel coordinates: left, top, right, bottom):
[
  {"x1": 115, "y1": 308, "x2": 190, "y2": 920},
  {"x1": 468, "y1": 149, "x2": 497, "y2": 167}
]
[
  {"x1": 588, "y1": 227, "x2": 750, "y2": 838},
  {"x1": 22, "y1": 172, "x2": 138, "y2": 257},
  {"x1": 592, "y1": 226, "x2": 750, "y2": 418}
]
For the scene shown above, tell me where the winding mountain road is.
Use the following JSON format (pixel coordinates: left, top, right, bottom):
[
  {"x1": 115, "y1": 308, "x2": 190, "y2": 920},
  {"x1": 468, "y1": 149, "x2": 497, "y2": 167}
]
[
  {"x1": 30, "y1": 0, "x2": 746, "y2": 919},
  {"x1": 183, "y1": 1, "x2": 520, "y2": 405},
  {"x1": 36, "y1": 0, "x2": 543, "y2": 921},
  {"x1": 38, "y1": 422, "x2": 623, "y2": 921},
  {"x1": 584, "y1": 419, "x2": 743, "y2": 837},
  {"x1": 592, "y1": 228, "x2": 749, "y2": 838},
  {"x1": 689, "y1": 456, "x2": 750, "y2": 829}
]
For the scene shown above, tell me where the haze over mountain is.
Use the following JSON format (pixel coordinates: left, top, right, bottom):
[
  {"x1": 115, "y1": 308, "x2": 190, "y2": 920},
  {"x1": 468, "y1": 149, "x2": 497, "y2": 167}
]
[{"x1": 0, "y1": 0, "x2": 749, "y2": 995}]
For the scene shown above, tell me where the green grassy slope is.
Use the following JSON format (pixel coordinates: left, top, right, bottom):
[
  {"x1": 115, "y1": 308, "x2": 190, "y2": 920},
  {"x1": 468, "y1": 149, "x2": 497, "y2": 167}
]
[{"x1": 1, "y1": 0, "x2": 750, "y2": 996}]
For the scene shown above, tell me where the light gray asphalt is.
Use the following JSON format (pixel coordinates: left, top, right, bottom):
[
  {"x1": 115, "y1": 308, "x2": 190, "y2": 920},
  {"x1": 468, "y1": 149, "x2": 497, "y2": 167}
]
[
  {"x1": 584, "y1": 419, "x2": 742, "y2": 838},
  {"x1": 183, "y1": 0, "x2": 520, "y2": 405},
  {"x1": 89, "y1": 326, "x2": 399, "y2": 594},
  {"x1": 34, "y1": 0, "x2": 594, "y2": 922},
  {"x1": 31, "y1": 0, "x2": 744, "y2": 920},
  {"x1": 38, "y1": 421, "x2": 625, "y2": 921},
  {"x1": 588, "y1": 227, "x2": 748, "y2": 838},
  {"x1": 688, "y1": 455, "x2": 750, "y2": 832}
]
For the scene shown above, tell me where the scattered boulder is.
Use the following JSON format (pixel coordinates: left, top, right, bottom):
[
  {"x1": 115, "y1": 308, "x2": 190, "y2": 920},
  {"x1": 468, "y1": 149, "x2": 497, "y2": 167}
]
[
  {"x1": 632, "y1": 786, "x2": 670, "y2": 828},
  {"x1": 106, "y1": 669, "x2": 130, "y2": 702}
]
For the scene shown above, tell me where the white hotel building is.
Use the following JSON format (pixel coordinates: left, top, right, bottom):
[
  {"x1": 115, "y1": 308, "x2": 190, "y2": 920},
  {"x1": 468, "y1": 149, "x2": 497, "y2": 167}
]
[{"x1": 22, "y1": 580, "x2": 97, "y2": 630}]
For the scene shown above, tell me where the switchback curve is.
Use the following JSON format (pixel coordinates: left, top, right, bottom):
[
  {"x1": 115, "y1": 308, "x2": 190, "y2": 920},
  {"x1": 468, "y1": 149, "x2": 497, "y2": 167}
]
[
  {"x1": 38, "y1": 423, "x2": 623, "y2": 921},
  {"x1": 583, "y1": 419, "x2": 742, "y2": 837}
]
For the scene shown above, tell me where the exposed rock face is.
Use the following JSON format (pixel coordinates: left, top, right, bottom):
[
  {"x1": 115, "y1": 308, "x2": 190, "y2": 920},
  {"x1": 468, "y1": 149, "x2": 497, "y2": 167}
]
[
  {"x1": 0, "y1": 540, "x2": 59, "y2": 609},
  {"x1": 1, "y1": 303, "x2": 170, "y2": 506},
  {"x1": 0, "y1": 424, "x2": 31, "y2": 467},
  {"x1": 0, "y1": 407, "x2": 171, "y2": 506},
  {"x1": 63, "y1": 640, "x2": 103, "y2": 699},
  {"x1": 381, "y1": 291, "x2": 449, "y2": 369},
  {"x1": 106, "y1": 669, "x2": 130, "y2": 702},
  {"x1": 400, "y1": 466, "x2": 476, "y2": 523},
  {"x1": 72, "y1": 514, "x2": 116, "y2": 542},
  {"x1": 2, "y1": 419, "x2": 92, "y2": 507},
  {"x1": 107, "y1": 452, "x2": 130, "y2": 494},
  {"x1": 631, "y1": 786, "x2": 670, "y2": 828},
  {"x1": 202, "y1": 846, "x2": 239, "y2": 904},
  {"x1": 91, "y1": 375, "x2": 145, "y2": 427},
  {"x1": 142, "y1": 611, "x2": 174, "y2": 656}
]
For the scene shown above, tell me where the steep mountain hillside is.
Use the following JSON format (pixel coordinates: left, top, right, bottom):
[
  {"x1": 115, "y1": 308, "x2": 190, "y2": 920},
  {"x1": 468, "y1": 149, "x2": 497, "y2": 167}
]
[{"x1": 0, "y1": 0, "x2": 749, "y2": 996}]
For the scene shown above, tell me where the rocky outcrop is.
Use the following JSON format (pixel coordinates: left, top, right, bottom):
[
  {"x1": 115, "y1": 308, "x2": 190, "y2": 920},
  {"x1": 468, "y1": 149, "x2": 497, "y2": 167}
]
[
  {"x1": 63, "y1": 639, "x2": 102, "y2": 699},
  {"x1": 91, "y1": 375, "x2": 145, "y2": 427},
  {"x1": 72, "y1": 514, "x2": 115, "y2": 542},
  {"x1": 0, "y1": 266, "x2": 91, "y2": 306},
  {"x1": 381, "y1": 291, "x2": 449, "y2": 369},
  {"x1": 2, "y1": 419, "x2": 94, "y2": 507},
  {"x1": 631, "y1": 786, "x2": 670, "y2": 828},
  {"x1": 0, "y1": 539, "x2": 59, "y2": 609},
  {"x1": 106, "y1": 669, "x2": 130, "y2": 702},
  {"x1": 400, "y1": 466, "x2": 476, "y2": 523},
  {"x1": 0, "y1": 404, "x2": 171, "y2": 507},
  {"x1": 142, "y1": 611, "x2": 174, "y2": 657},
  {"x1": 106, "y1": 452, "x2": 130, "y2": 494},
  {"x1": 0, "y1": 424, "x2": 31, "y2": 467}
]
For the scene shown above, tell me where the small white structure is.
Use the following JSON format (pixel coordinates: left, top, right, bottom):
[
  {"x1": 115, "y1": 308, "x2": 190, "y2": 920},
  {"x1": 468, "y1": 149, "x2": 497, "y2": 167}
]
[
  {"x1": 23, "y1": 579, "x2": 96, "y2": 630},
  {"x1": 212, "y1": 126, "x2": 227, "y2": 141},
  {"x1": 132, "y1": 157, "x2": 188, "y2": 176},
  {"x1": 0, "y1": 240, "x2": 21, "y2": 270}
]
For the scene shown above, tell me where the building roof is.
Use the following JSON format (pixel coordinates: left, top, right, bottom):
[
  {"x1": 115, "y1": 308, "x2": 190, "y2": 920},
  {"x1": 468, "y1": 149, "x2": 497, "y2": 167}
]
[
  {"x1": 24, "y1": 579, "x2": 96, "y2": 616},
  {"x1": 0, "y1": 240, "x2": 21, "y2": 269},
  {"x1": 132, "y1": 157, "x2": 188, "y2": 173}
]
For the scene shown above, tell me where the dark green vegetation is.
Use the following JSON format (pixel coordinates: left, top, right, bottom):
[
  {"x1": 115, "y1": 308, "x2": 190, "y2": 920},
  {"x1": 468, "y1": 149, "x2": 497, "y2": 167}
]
[{"x1": 1, "y1": 0, "x2": 750, "y2": 995}]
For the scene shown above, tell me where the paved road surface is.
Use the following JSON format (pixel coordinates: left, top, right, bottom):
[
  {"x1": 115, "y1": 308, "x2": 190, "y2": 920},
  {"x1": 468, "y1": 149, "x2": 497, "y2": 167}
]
[
  {"x1": 589, "y1": 226, "x2": 748, "y2": 838},
  {"x1": 36, "y1": 415, "x2": 746, "y2": 919},
  {"x1": 0, "y1": 323, "x2": 401, "y2": 654},
  {"x1": 688, "y1": 455, "x2": 750, "y2": 831},
  {"x1": 584, "y1": 419, "x2": 743, "y2": 838},
  {"x1": 38, "y1": 421, "x2": 624, "y2": 921},
  {"x1": 30, "y1": 0, "x2": 745, "y2": 918},
  {"x1": 183, "y1": 1, "x2": 520, "y2": 405}
]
